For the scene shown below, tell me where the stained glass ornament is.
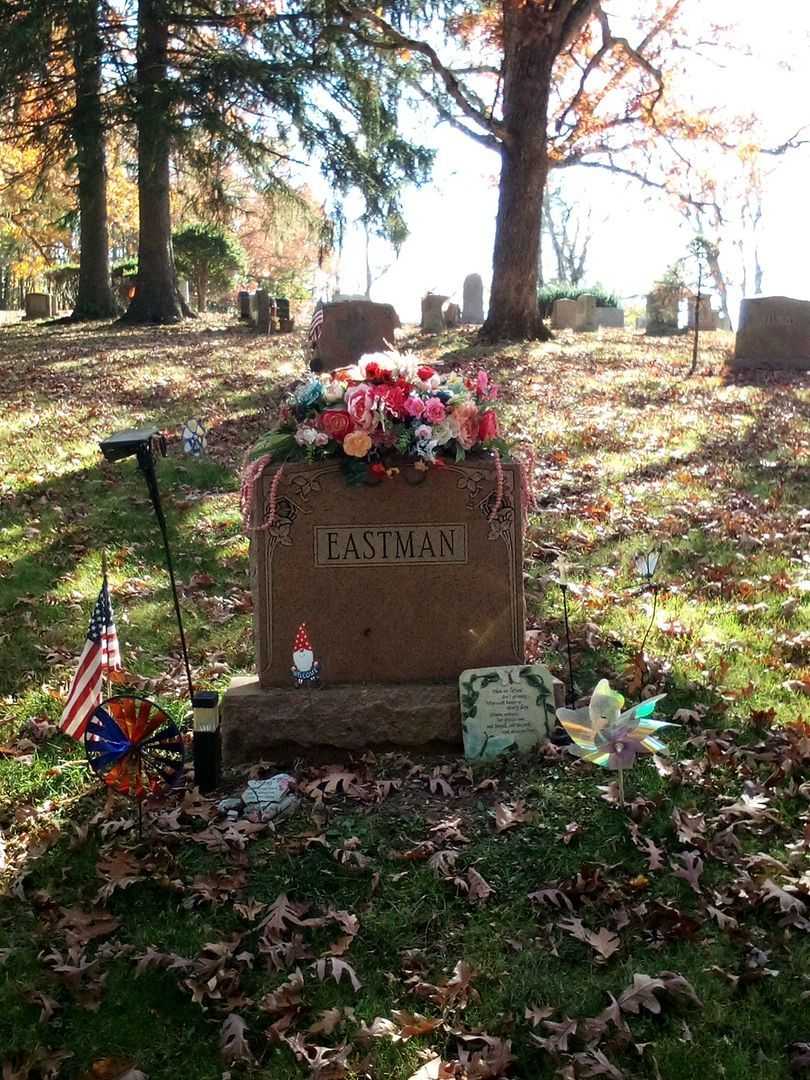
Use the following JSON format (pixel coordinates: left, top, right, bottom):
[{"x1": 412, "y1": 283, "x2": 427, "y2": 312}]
[
  {"x1": 634, "y1": 549, "x2": 661, "y2": 581},
  {"x1": 85, "y1": 695, "x2": 185, "y2": 799},
  {"x1": 181, "y1": 418, "x2": 207, "y2": 456}
]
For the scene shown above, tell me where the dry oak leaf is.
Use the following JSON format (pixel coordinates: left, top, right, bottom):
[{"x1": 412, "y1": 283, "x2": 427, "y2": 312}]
[
  {"x1": 493, "y1": 800, "x2": 532, "y2": 833},
  {"x1": 558, "y1": 917, "x2": 621, "y2": 961},
  {"x1": 257, "y1": 967, "x2": 304, "y2": 1014},
  {"x1": 525, "y1": 1004, "x2": 554, "y2": 1027},
  {"x1": 617, "y1": 972, "x2": 701, "y2": 1016},
  {"x1": 314, "y1": 956, "x2": 362, "y2": 992},
  {"x1": 390, "y1": 1010, "x2": 444, "y2": 1038},
  {"x1": 282, "y1": 1033, "x2": 352, "y2": 1079},
  {"x1": 672, "y1": 851, "x2": 704, "y2": 894},
  {"x1": 307, "y1": 1007, "x2": 355, "y2": 1036},
  {"x1": 761, "y1": 879, "x2": 808, "y2": 917},
  {"x1": 466, "y1": 867, "x2": 495, "y2": 903},
  {"x1": 531, "y1": 1016, "x2": 578, "y2": 1054},
  {"x1": 220, "y1": 1014, "x2": 253, "y2": 1066}
]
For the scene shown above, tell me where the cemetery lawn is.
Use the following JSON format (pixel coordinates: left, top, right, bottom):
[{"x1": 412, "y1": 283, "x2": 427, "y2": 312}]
[{"x1": 2, "y1": 317, "x2": 810, "y2": 1080}]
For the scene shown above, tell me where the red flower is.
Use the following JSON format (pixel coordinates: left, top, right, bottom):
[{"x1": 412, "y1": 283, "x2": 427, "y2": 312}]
[
  {"x1": 319, "y1": 409, "x2": 354, "y2": 442},
  {"x1": 383, "y1": 385, "x2": 408, "y2": 418},
  {"x1": 365, "y1": 361, "x2": 382, "y2": 380},
  {"x1": 417, "y1": 366, "x2": 435, "y2": 381},
  {"x1": 478, "y1": 409, "x2": 499, "y2": 442},
  {"x1": 370, "y1": 462, "x2": 386, "y2": 476}
]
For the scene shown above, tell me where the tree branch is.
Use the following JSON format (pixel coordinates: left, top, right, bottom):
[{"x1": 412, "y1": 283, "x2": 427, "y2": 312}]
[{"x1": 335, "y1": 3, "x2": 506, "y2": 149}]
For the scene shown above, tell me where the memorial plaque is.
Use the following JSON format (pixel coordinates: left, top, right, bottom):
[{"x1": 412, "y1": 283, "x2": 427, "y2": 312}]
[
  {"x1": 251, "y1": 459, "x2": 525, "y2": 687},
  {"x1": 460, "y1": 664, "x2": 558, "y2": 760}
]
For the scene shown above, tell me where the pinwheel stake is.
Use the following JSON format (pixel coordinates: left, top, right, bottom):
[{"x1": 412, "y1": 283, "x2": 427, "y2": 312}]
[
  {"x1": 635, "y1": 548, "x2": 663, "y2": 683},
  {"x1": 554, "y1": 557, "x2": 576, "y2": 707},
  {"x1": 85, "y1": 696, "x2": 185, "y2": 838},
  {"x1": 556, "y1": 679, "x2": 676, "y2": 806}
]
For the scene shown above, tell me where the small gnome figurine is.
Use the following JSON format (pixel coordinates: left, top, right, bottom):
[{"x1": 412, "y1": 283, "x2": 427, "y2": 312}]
[{"x1": 291, "y1": 622, "x2": 320, "y2": 687}]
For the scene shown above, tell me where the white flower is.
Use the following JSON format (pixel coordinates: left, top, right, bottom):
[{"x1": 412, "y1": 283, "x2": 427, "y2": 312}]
[
  {"x1": 414, "y1": 424, "x2": 432, "y2": 441},
  {"x1": 431, "y1": 419, "x2": 455, "y2": 446},
  {"x1": 323, "y1": 380, "x2": 345, "y2": 403},
  {"x1": 294, "y1": 425, "x2": 321, "y2": 447}
]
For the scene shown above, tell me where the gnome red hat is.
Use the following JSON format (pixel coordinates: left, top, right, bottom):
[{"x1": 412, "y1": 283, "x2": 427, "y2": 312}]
[{"x1": 293, "y1": 623, "x2": 315, "y2": 672}]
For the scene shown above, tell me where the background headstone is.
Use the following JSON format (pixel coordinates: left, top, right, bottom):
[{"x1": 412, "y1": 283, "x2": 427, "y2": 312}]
[
  {"x1": 462, "y1": 274, "x2": 484, "y2": 324},
  {"x1": 645, "y1": 286, "x2": 680, "y2": 334},
  {"x1": 442, "y1": 300, "x2": 461, "y2": 328},
  {"x1": 687, "y1": 295, "x2": 716, "y2": 331},
  {"x1": 551, "y1": 298, "x2": 578, "y2": 330},
  {"x1": 575, "y1": 293, "x2": 597, "y2": 331},
  {"x1": 460, "y1": 664, "x2": 561, "y2": 759},
  {"x1": 421, "y1": 293, "x2": 449, "y2": 332},
  {"x1": 311, "y1": 300, "x2": 400, "y2": 372},
  {"x1": 24, "y1": 292, "x2": 53, "y2": 319},
  {"x1": 238, "y1": 290, "x2": 251, "y2": 319},
  {"x1": 594, "y1": 307, "x2": 625, "y2": 329},
  {"x1": 732, "y1": 295, "x2": 810, "y2": 370}
]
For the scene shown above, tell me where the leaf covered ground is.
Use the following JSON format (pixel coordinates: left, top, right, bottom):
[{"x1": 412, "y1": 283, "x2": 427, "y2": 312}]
[{"x1": 1, "y1": 318, "x2": 810, "y2": 1079}]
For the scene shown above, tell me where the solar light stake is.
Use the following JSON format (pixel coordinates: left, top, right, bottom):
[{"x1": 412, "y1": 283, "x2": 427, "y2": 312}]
[{"x1": 100, "y1": 427, "x2": 195, "y2": 704}]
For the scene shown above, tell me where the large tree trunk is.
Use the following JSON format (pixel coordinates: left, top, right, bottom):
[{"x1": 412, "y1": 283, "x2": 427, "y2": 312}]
[
  {"x1": 122, "y1": 0, "x2": 183, "y2": 324},
  {"x1": 70, "y1": 0, "x2": 117, "y2": 320},
  {"x1": 481, "y1": 6, "x2": 553, "y2": 343}
]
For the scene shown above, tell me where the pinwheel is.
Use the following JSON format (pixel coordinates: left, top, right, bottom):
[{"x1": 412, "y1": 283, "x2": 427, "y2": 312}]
[
  {"x1": 85, "y1": 695, "x2": 185, "y2": 833},
  {"x1": 556, "y1": 679, "x2": 676, "y2": 803}
]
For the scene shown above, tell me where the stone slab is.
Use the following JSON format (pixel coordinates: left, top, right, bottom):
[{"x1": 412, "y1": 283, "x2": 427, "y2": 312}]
[
  {"x1": 421, "y1": 293, "x2": 449, "y2": 333},
  {"x1": 575, "y1": 294, "x2": 597, "y2": 331},
  {"x1": 462, "y1": 274, "x2": 484, "y2": 324},
  {"x1": 311, "y1": 300, "x2": 400, "y2": 372},
  {"x1": 24, "y1": 292, "x2": 53, "y2": 319},
  {"x1": 732, "y1": 295, "x2": 810, "y2": 369},
  {"x1": 460, "y1": 664, "x2": 562, "y2": 759},
  {"x1": 551, "y1": 298, "x2": 578, "y2": 330},
  {"x1": 251, "y1": 459, "x2": 525, "y2": 688},
  {"x1": 594, "y1": 307, "x2": 625, "y2": 329},
  {"x1": 221, "y1": 675, "x2": 464, "y2": 762}
]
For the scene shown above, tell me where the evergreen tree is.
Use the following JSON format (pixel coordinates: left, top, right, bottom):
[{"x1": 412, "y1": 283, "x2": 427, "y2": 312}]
[{"x1": 0, "y1": 0, "x2": 118, "y2": 318}]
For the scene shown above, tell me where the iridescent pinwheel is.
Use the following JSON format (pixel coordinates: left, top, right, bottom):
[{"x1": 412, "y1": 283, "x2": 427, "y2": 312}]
[{"x1": 556, "y1": 679, "x2": 676, "y2": 803}]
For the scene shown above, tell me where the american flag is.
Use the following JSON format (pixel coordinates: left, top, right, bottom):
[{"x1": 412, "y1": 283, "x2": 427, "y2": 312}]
[
  {"x1": 308, "y1": 306, "x2": 324, "y2": 345},
  {"x1": 60, "y1": 579, "x2": 121, "y2": 741}
]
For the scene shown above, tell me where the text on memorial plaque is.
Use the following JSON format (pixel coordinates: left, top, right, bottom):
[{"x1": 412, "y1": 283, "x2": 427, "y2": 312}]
[{"x1": 314, "y1": 524, "x2": 468, "y2": 566}]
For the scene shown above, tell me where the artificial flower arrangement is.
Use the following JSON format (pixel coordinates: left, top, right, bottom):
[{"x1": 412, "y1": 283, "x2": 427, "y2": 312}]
[{"x1": 246, "y1": 350, "x2": 510, "y2": 486}]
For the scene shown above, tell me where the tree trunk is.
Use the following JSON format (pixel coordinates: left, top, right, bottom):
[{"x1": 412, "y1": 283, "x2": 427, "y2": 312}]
[
  {"x1": 122, "y1": 0, "x2": 183, "y2": 324},
  {"x1": 481, "y1": 7, "x2": 553, "y2": 343},
  {"x1": 70, "y1": 0, "x2": 117, "y2": 320},
  {"x1": 706, "y1": 248, "x2": 730, "y2": 327}
]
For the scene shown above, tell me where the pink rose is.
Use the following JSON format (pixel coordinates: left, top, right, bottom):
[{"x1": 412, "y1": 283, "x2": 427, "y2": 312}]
[
  {"x1": 345, "y1": 384, "x2": 373, "y2": 430},
  {"x1": 402, "y1": 394, "x2": 425, "y2": 419},
  {"x1": 478, "y1": 409, "x2": 499, "y2": 442},
  {"x1": 423, "y1": 397, "x2": 446, "y2": 424},
  {"x1": 454, "y1": 402, "x2": 480, "y2": 450}
]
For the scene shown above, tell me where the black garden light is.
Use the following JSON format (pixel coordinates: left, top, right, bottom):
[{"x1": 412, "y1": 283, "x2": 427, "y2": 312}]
[{"x1": 99, "y1": 425, "x2": 221, "y2": 791}]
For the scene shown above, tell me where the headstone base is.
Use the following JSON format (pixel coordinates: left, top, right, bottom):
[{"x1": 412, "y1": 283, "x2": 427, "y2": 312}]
[{"x1": 221, "y1": 674, "x2": 565, "y2": 764}]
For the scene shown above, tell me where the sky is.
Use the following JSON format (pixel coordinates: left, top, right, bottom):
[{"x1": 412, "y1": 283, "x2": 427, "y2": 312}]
[{"x1": 311, "y1": 1, "x2": 810, "y2": 325}]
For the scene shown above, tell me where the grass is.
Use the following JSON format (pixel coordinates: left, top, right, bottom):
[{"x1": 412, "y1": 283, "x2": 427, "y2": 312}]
[{"x1": 1, "y1": 318, "x2": 810, "y2": 1078}]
